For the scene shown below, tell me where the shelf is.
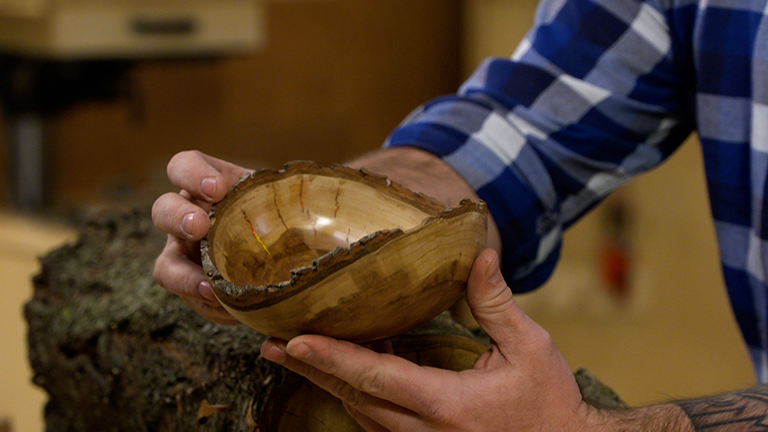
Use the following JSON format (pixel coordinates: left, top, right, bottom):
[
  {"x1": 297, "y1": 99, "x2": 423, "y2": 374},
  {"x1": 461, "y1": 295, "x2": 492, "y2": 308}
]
[{"x1": 0, "y1": 0, "x2": 264, "y2": 60}]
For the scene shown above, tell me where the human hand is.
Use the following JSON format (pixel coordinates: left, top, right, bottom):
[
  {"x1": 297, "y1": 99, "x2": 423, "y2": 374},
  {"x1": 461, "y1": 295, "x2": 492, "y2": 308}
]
[
  {"x1": 152, "y1": 150, "x2": 251, "y2": 325},
  {"x1": 261, "y1": 249, "x2": 610, "y2": 431}
]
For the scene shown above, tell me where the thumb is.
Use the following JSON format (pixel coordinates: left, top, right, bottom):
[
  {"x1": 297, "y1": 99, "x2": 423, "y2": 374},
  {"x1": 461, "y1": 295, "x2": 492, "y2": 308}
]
[{"x1": 465, "y1": 249, "x2": 529, "y2": 348}]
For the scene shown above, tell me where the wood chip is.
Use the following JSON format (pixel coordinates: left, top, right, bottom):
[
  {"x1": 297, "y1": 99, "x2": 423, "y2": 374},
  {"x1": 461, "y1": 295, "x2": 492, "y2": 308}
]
[{"x1": 197, "y1": 400, "x2": 235, "y2": 420}]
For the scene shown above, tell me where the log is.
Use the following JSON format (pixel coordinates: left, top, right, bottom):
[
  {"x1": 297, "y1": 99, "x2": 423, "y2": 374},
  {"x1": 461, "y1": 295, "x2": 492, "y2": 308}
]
[
  {"x1": 25, "y1": 207, "x2": 625, "y2": 432},
  {"x1": 26, "y1": 207, "x2": 281, "y2": 431}
]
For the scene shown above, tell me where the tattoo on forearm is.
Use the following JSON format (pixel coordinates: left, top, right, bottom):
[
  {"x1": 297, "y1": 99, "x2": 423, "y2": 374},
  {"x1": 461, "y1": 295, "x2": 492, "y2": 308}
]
[{"x1": 675, "y1": 384, "x2": 768, "y2": 430}]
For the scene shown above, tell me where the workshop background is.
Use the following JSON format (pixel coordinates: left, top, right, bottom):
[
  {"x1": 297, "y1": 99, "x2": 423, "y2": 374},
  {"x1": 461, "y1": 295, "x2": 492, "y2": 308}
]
[{"x1": 0, "y1": 1, "x2": 755, "y2": 431}]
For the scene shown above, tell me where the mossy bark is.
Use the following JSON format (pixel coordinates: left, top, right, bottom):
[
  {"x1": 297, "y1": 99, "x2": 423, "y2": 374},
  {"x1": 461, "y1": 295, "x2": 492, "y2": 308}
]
[
  {"x1": 25, "y1": 208, "x2": 625, "y2": 432},
  {"x1": 26, "y1": 208, "x2": 281, "y2": 431}
]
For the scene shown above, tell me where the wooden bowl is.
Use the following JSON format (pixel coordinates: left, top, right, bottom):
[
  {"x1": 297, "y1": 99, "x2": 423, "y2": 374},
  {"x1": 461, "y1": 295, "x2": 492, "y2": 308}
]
[{"x1": 201, "y1": 161, "x2": 487, "y2": 342}]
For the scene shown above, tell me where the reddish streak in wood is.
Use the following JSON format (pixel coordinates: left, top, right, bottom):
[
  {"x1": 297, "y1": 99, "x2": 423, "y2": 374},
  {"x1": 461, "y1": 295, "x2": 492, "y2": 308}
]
[
  {"x1": 241, "y1": 208, "x2": 271, "y2": 256},
  {"x1": 299, "y1": 177, "x2": 305, "y2": 213}
]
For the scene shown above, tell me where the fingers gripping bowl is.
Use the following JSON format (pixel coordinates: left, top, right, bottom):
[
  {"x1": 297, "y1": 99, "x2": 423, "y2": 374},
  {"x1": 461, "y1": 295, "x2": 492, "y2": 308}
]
[{"x1": 201, "y1": 161, "x2": 487, "y2": 342}]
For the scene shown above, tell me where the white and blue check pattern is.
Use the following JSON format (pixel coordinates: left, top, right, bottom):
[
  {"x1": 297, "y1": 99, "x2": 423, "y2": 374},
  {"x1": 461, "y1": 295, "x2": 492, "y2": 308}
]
[{"x1": 386, "y1": 0, "x2": 768, "y2": 381}]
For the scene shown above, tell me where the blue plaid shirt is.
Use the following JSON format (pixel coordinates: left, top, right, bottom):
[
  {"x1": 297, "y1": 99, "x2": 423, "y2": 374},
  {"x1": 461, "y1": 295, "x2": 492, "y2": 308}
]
[{"x1": 386, "y1": 0, "x2": 768, "y2": 380}]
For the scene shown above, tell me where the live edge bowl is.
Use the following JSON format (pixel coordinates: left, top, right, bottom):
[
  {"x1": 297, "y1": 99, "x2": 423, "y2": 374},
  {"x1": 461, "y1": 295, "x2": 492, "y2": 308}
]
[{"x1": 200, "y1": 161, "x2": 487, "y2": 342}]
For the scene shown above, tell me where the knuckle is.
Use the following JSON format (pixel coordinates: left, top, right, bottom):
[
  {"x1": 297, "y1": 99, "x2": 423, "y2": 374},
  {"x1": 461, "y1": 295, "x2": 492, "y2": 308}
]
[
  {"x1": 342, "y1": 402, "x2": 363, "y2": 422},
  {"x1": 181, "y1": 297, "x2": 216, "y2": 322},
  {"x1": 335, "y1": 381, "x2": 366, "y2": 407},
  {"x1": 152, "y1": 249, "x2": 203, "y2": 299},
  {"x1": 152, "y1": 256, "x2": 168, "y2": 288},
  {"x1": 533, "y1": 326, "x2": 555, "y2": 349},
  {"x1": 521, "y1": 324, "x2": 557, "y2": 358},
  {"x1": 196, "y1": 302, "x2": 235, "y2": 325},
  {"x1": 150, "y1": 198, "x2": 161, "y2": 226},
  {"x1": 355, "y1": 368, "x2": 388, "y2": 395},
  {"x1": 150, "y1": 194, "x2": 172, "y2": 229},
  {"x1": 167, "y1": 150, "x2": 201, "y2": 179},
  {"x1": 422, "y1": 400, "x2": 457, "y2": 426},
  {"x1": 166, "y1": 152, "x2": 185, "y2": 176}
]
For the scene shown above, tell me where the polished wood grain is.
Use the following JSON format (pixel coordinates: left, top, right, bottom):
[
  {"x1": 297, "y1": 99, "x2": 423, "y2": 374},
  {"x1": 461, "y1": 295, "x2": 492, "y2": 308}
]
[{"x1": 201, "y1": 162, "x2": 487, "y2": 342}]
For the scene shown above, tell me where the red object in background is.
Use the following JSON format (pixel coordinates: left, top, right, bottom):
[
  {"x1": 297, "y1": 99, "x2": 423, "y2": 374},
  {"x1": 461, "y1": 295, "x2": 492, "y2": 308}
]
[
  {"x1": 600, "y1": 238, "x2": 632, "y2": 300},
  {"x1": 599, "y1": 200, "x2": 633, "y2": 301}
]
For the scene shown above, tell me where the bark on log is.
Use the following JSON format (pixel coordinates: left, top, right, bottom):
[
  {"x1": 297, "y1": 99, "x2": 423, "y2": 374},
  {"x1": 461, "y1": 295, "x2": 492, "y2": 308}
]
[
  {"x1": 26, "y1": 208, "x2": 282, "y2": 431},
  {"x1": 25, "y1": 208, "x2": 625, "y2": 432}
]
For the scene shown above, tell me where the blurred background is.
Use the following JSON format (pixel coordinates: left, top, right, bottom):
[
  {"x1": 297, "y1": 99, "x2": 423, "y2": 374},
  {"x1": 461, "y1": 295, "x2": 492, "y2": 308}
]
[{"x1": 0, "y1": 0, "x2": 755, "y2": 431}]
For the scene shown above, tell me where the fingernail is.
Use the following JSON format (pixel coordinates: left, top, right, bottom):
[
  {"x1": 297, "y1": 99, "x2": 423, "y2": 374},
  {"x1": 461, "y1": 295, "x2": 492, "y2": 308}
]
[
  {"x1": 198, "y1": 281, "x2": 216, "y2": 302},
  {"x1": 201, "y1": 177, "x2": 217, "y2": 202},
  {"x1": 262, "y1": 340, "x2": 287, "y2": 364},
  {"x1": 287, "y1": 342, "x2": 312, "y2": 360},
  {"x1": 181, "y1": 213, "x2": 197, "y2": 238}
]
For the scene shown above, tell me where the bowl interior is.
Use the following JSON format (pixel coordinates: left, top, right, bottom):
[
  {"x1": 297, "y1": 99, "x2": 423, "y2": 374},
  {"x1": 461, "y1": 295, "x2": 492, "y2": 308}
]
[{"x1": 207, "y1": 173, "x2": 435, "y2": 288}]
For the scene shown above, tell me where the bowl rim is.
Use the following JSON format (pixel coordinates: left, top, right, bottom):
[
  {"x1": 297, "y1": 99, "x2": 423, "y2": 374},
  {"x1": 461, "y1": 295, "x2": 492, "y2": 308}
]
[{"x1": 200, "y1": 161, "x2": 487, "y2": 310}]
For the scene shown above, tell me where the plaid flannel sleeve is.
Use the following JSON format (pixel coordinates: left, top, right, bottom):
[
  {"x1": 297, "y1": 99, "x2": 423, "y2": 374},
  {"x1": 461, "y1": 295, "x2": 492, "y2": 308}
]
[{"x1": 385, "y1": 0, "x2": 696, "y2": 292}]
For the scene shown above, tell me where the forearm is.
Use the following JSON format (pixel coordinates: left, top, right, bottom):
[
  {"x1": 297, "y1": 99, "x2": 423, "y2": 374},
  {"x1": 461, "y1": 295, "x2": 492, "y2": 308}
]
[
  {"x1": 594, "y1": 384, "x2": 768, "y2": 431},
  {"x1": 347, "y1": 146, "x2": 502, "y2": 253},
  {"x1": 594, "y1": 404, "x2": 693, "y2": 431},
  {"x1": 672, "y1": 384, "x2": 768, "y2": 430}
]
